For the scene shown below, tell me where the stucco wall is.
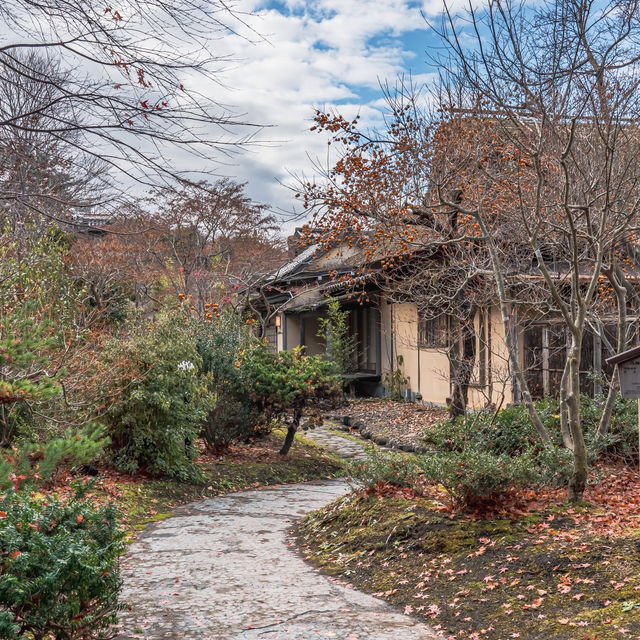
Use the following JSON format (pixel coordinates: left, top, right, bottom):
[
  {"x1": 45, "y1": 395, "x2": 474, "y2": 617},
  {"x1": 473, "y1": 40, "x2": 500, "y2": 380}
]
[
  {"x1": 284, "y1": 315, "x2": 301, "y2": 351},
  {"x1": 301, "y1": 314, "x2": 325, "y2": 356},
  {"x1": 379, "y1": 301, "x2": 451, "y2": 405},
  {"x1": 282, "y1": 313, "x2": 325, "y2": 356},
  {"x1": 489, "y1": 305, "x2": 514, "y2": 407},
  {"x1": 465, "y1": 305, "x2": 514, "y2": 409},
  {"x1": 380, "y1": 301, "x2": 514, "y2": 408}
]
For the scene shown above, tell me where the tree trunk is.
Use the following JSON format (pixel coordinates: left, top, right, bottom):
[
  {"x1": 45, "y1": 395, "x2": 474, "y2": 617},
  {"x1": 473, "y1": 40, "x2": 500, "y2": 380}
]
[
  {"x1": 279, "y1": 407, "x2": 303, "y2": 456},
  {"x1": 566, "y1": 339, "x2": 588, "y2": 503},
  {"x1": 599, "y1": 266, "x2": 627, "y2": 437},
  {"x1": 279, "y1": 426, "x2": 296, "y2": 456},
  {"x1": 449, "y1": 318, "x2": 475, "y2": 421},
  {"x1": 559, "y1": 358, "x2": 574, "y2": 450}
]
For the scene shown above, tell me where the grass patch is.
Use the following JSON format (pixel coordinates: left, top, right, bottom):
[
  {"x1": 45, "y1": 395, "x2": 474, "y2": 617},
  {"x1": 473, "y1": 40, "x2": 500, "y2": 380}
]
[{"x1": 295, "y1": 491, "x2": 640, "y2": 640}]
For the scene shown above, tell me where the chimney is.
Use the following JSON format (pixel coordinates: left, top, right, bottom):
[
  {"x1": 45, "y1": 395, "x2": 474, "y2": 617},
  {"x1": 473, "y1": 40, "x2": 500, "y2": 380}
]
[{"x1": 287, "y1": 228, "x2": 306, "y2": 259}]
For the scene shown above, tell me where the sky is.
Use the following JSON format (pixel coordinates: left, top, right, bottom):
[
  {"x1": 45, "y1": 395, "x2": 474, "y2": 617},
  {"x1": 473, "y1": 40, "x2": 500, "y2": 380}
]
[{"x1": 205, "y1": 0, "x2": 451, "y2": 226}]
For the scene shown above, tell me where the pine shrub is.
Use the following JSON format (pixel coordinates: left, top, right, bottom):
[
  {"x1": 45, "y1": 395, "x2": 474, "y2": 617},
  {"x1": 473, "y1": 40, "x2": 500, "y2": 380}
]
[{"x1": 0, "y1": 485, "x2": 124, "y2": 640}]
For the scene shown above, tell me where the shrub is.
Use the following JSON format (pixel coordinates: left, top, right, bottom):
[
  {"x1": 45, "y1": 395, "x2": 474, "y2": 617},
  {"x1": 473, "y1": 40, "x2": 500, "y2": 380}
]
[
  {"x1": 416, "y1": 445, "x2": 571, "y2": 508},
  {"x1": 416, "y1": 447, "x2": 529, "y2": 507},
  {"x1": 423, "y1": 400, "x2": 563, "y2": 457},
  {"x1": 419, "y1": 398, "x2": 575, "y2": 508},
  {"x1": 195, "y1": 313, "x2": 259, "y2": 450},
  {"x1": 582, "y1": 395, "x2": 639, "y2": 466},
  {"x1": 383, "y1": 354, "x2": 409, "y2": 400},
  {"x1": 0, "y1": 424, "x2": 110, "y2": 492},
  {"x1": 0, "y1": 485, "x2": 124, "y2": 640},
  {"x1": 349, "y1": 446, "x2": 419, "y2": 488},
  {"x1": 242, "y1": 345, "x2": 341, "y2": 454},
  {"x1": 104, "y1": 310, "x2": 214, "y2": 481},
  {"x1": 426, "y1": 395, "x2": 640, "y2": 470}
]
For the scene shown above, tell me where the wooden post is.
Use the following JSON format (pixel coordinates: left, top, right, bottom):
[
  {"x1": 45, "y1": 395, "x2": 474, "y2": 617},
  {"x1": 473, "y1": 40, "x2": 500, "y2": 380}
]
[
  {"x1": 542, "y1": 326, "x2": 550, "y2": 397},
  {"x1": 638, "y1": 398, "x2": 640, "y2": 474}
]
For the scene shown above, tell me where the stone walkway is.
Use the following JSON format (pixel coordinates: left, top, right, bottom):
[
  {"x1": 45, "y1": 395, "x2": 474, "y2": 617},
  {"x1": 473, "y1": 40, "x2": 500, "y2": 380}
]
[
  {"x1": 301, "y1": 424, "x2": 368, "y2": 459},
  {"x1": 116, "y1": 428, "x2": 436, "y2": 640}
]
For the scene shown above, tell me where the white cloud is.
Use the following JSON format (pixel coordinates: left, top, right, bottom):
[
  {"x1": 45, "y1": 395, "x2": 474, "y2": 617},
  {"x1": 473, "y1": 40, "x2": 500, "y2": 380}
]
[{"x1": 191, "y1": 0, "x2": 441, "y2": 222}]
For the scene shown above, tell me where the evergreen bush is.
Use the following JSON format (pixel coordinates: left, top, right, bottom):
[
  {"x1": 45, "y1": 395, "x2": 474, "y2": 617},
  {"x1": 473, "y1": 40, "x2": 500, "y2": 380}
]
[
  {"x1": 104, "y1": 310, "x2": 214, "y2": 481},
  {"x1": 195, "y1": 313, "x2": 259, "y2": 450},
  {"x1": 0, "y1": 485, "x2": 124, "y2": 640},
  {"x1": 349, "y1": 446, "x2": 419, "y2": 488},
  {"x1": 0, "y1": 424, "x2": 109, "y2": 492},
  {"x1": 416, "y1": 446, "x2": 572, "y2": 508}
]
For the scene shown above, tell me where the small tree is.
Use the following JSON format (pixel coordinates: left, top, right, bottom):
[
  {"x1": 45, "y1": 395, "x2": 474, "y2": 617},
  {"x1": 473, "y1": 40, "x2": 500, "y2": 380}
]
[
  {"x1": 243, "y1": 345, "x2": 341, "y2": 455},
  {"x1": 0, "y1": 230, "x2": 121, "y2": 446},
  {"x1": 317, "y1": 297, "x2": 358, "y2": 378}
]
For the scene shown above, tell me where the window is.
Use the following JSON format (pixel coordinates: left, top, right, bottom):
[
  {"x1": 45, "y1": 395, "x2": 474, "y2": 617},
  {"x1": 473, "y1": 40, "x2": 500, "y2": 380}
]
[{"x1": 418, "y1": 315, "x2": 448, "y2": 349}]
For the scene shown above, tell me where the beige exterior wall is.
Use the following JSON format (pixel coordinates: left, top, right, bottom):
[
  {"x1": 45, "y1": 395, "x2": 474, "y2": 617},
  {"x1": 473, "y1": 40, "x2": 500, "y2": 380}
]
[
  {"x1": 465, "y1": 305, "x2": 514, "y2": 409},
  {"x1": 379, "y1": 301, "x2": 450, "y2": 405},
  {"x1": 489, "y1": 305, "x2": 515, "y2": 407},
  {"x1": 379, "y1": 300, "x2": 515, "y2": 409}
]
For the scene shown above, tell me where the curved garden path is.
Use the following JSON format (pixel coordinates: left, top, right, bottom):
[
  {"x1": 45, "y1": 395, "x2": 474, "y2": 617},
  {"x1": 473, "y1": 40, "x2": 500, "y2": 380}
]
[{"x1": 116, "y1": 428, "x2": 436, "y2": 640}]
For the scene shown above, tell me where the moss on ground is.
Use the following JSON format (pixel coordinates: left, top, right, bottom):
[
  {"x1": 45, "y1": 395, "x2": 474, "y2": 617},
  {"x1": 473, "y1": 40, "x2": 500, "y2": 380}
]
[
  {"x1": 112, "y1": 432, "x2": 345, "y2": 534},
  {"x1": 295, "y1": 493, "x2": 640, "y2": 640}
]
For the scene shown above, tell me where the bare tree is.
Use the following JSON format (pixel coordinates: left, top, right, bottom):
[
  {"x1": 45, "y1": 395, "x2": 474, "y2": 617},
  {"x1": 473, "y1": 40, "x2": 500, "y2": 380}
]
[
  {"x1": 432, "y1": 0, "x2": 640, "y2": 500},
  {"x1": 0, "y1": 51, "x2": 109, "y2": 230},
  {"x1": 0, "y1": 0, "x2": 260, "y2": 214}
]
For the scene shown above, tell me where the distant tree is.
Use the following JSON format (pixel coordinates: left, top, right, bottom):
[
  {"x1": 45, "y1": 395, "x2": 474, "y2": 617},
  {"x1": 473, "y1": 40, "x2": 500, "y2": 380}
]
[
  {"x1": 71, "y1": 181, "x2": 285, "y2": 315},
  {"x1": 144, "y1": 180, "x2": 283, "y2": 311}
]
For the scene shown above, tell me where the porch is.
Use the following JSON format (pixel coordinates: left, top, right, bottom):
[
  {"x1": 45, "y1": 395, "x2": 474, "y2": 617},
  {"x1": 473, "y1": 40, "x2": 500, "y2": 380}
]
[{"x1": 278, "y1": 302, "x2": 383, "y2": 394}]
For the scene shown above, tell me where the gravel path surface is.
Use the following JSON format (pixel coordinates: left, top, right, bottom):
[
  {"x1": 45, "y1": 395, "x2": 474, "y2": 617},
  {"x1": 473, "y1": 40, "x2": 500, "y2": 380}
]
[{"x1": 116, "y1": 429, "x2": 436, "y2": 640}]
